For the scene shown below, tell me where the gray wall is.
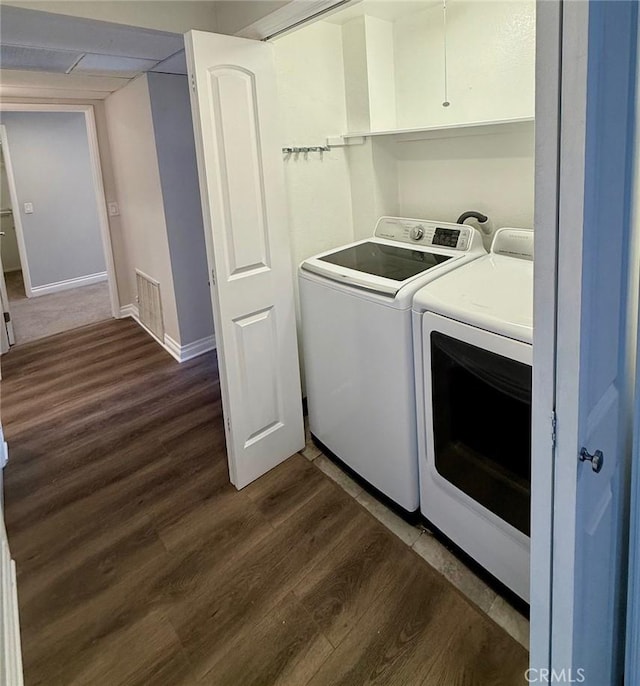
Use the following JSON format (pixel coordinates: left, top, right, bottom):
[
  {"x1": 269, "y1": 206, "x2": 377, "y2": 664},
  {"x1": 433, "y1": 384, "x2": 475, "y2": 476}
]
[
  {"x1": 147, "y1": 72, "x2": 214, "y2": 343},
  {"x1": 0, "y1": 111, "x2": 105, "y2": 289}
]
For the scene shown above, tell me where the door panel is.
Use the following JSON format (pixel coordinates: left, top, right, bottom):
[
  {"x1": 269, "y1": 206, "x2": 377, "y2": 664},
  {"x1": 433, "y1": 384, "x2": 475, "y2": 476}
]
[
  {"x1": 210, "y1": 67, "x2": 270, "y2": 276},
  {"x1": 185, "y1": 30, "x2": 304, "y2": 489},
  {"x1": 551, "y1": 2, "x2": 637, "y2": 682}
]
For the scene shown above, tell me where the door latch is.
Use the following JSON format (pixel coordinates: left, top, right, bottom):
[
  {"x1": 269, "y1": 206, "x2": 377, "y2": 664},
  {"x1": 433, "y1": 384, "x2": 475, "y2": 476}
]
[{"x1": 579, "y1": 447, "x2": 604, "y2": 473}]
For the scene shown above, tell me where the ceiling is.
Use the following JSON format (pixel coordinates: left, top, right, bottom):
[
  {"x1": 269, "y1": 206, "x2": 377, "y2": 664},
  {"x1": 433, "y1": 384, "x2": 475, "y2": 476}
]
[{"x1": 0, "y1": 5, "x2": 190, "y2": 100}]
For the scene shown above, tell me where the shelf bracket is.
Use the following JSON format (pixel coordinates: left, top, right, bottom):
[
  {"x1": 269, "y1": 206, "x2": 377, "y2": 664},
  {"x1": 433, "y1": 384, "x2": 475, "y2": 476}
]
[{"x1": 326, "y1": 135, "x2": 367, "y2": 147}]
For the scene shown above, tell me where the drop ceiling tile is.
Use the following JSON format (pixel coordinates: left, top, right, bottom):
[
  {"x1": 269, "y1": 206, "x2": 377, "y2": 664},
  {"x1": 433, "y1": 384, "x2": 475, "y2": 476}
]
[
  {"x1": 1, "y1": 6, "x2": 183, "y2": 61},
  {"x1": 0, "y1": 44, "x2": 83, "y2": 73},
  {"x1": 149, "y1": 50, "x2": 187, "y2": 75},
  {"x1": 72, "y1": 53, "x2": 159, "y2": 78}
]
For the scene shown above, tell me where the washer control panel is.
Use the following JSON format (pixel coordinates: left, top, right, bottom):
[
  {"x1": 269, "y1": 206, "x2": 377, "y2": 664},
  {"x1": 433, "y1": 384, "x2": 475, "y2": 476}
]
[{"x1": 375, "y1": 217, "x2": 471, "y2": 251}]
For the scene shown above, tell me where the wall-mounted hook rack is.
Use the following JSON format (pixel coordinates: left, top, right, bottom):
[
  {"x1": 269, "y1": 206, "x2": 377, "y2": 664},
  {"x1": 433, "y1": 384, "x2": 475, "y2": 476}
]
[{"x1": 282, "y1": 145, "x2": 331, "y2": 154}]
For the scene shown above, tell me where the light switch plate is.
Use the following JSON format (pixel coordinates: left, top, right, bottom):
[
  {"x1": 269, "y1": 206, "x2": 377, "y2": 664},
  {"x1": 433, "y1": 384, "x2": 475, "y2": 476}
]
[
  {"x1": 107, "y1": 201, "x2": 120, "y2": 217},
  {"x1": 23, "y1": 202, "x2": 33, "y2": 214}
]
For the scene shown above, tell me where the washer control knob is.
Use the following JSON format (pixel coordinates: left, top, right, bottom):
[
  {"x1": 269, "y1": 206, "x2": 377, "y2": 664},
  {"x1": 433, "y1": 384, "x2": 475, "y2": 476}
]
[{"x1": 410, "y1": 226, "x2": 425, "y2": 241}]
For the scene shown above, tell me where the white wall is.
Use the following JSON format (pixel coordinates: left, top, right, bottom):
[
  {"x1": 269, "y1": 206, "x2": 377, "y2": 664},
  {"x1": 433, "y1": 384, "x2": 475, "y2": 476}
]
[
  {"x1": 342, "y1": 17, "x2": 371, "y2": 133},
  {"x1": 274, "y1": 19, "x2": 354, "y2": 388},
  {"x1": 393, "y1": 1, "x2": 535, "y2": 128},
  {"x1": 347, "y1": 138, "x2": 399, "y2": 241},
  {"x1": 104, "y1": 74, "x2": 181, "y2": 343},
  {"x1": 215, "y1": 0, "x2": 290, "y2": 35},
  {"x1": 3, "y1": 1, "x2": 218, "y2": 33},
  {"x1": 395, "y1": 125, "x2": 535, "y2": 237},
  {"x1": 0, "y1": 148, "x2": 21, "y2": 272},
  {"x1": 275, "y1": 21, "x2": 354, "y2": 270},
  {"x1": 147, "y1": 72, "x2": 214, "y2": 345},
  {"x1": 0, "y1": 111, "x2": 106, "y2": 289}
]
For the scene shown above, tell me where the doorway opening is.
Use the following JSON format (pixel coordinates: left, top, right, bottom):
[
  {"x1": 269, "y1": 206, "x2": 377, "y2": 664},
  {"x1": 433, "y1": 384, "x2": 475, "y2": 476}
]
[{"x1": 0, "y1": 106, "x2": 118, "y2": 346}]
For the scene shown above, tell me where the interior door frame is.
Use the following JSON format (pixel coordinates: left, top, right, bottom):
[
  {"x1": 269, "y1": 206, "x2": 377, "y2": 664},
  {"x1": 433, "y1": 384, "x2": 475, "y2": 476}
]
[
  {"x1": 627, "y1": 316, "x2": 640, "y2": 686},
  {"x1": 532, "y1": 0, "x2": 639, "y2": 676},
  {"x1": 529, "y1": 0, "x2": 562, "y2": 671},
  {"x1": 0, "y1": 104, "x2": 119, "y2": 318},
  {"x1": 0, "y1": 124, "x2": 32, "y2": 299}
]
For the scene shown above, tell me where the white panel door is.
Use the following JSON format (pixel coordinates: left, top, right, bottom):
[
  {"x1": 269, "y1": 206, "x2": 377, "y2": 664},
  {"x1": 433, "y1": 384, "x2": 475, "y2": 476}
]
[
  {"x1": 185, "y1": 30, "x2": 304, "y2": 489},
  {"x1": 547, "y1": 2, "x2": 638, "y2": 683}
]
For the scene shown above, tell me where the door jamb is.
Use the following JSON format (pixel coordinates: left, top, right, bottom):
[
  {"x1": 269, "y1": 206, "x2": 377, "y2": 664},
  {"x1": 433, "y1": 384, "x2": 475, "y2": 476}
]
[
  {"x1": 0, "y1": 124, "x2": 32, "y2": 298},
  {"x1": 529, "y1": 0, "x2": 563, "y2": 672},
  {"x1": 0, "y1": 103, "x2": 119, "y2": 319}
]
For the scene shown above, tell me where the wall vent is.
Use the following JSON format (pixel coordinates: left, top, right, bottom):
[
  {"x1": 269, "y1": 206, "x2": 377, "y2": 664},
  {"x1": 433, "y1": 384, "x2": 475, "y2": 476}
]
[{"x1": 135, "y1": 269, "x2": 164, "y2": 341}]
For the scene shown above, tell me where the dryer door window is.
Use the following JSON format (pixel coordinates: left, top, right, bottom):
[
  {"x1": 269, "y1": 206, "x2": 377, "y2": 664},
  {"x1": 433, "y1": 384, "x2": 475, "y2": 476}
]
[{"x1": 430, "y1": 331, "x2": 531, "y2": 535}]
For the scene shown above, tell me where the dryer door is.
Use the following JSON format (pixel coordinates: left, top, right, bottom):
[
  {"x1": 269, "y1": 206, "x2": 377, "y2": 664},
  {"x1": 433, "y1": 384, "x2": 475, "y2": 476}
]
[{"x1": 420, "y1": 311, "x2": 532, "y2": 600}]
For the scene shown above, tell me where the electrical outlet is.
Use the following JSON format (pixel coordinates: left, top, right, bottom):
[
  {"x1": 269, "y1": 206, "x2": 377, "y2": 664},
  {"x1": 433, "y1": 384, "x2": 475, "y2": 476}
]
[
  {"x1": 107, "y1": 201, "x2": 120, "y2": 217},
  {"x1": 23, "y1": 202, "x2": 33, "y2": 214}
]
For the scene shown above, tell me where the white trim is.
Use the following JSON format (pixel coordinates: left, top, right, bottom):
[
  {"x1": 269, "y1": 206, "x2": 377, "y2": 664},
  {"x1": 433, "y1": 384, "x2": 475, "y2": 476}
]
[
  {"x1": 627, "y1": 322, "x2": 640, "y2": 686},
  {"x1": 551, "y1": 0, "x2": 590, "y2": 669},
  {"x1": 118, "y1": 304, "x2": 138, "y2": 319},
  {"x1": 0, "y1": 103, "x2": 120, "y2": 318},
  {"x1": 235, "y1": 0, "x2": 358, "y2": 41},
  {"x1": 118, "y1": 303, "x2": 215, "y2": 363},
  {"x1": 29, "y1": 271, "x2": 107, "y2": 297},
  {"x1": 164, "y1": 333, "x2": 216, "y2": 363},
  {"x1": 0, "y1": 125, "x2": 32, "y2": 298},
  {"x1": 529, "y1": 0, "x2": 562, "y2": 671}
]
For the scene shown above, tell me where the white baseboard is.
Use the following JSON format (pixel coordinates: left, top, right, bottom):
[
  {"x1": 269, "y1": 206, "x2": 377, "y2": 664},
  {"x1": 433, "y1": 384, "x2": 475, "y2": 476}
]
[
  {"x1": 164, "y1": 333, "x2": 216, "y2": 363},
  {"x1": 119, "y1": 304, "x2": 215, "y2": 363},
  {"x1": 118, "y1": 303, "x2": 139, "y2": 319},
  {"x1": 30, "y1": 271, "x2": 108, "y2": 297}
]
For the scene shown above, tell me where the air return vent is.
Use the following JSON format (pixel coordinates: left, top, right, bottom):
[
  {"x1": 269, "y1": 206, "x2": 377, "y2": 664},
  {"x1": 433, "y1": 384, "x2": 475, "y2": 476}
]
[{"x1": 135, "y1": 270, "x2": 164, "y2": 341}]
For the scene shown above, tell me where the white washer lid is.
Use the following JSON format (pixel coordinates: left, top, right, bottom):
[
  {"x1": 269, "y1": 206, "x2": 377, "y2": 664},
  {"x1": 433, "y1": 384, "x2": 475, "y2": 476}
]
[{"x1": 412, "y1": 234, "x2": 533, "y2": 343}]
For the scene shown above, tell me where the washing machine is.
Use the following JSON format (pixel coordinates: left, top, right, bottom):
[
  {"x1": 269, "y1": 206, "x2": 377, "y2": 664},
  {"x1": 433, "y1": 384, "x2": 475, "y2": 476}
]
[
  {"x1": 412, "y1": 227, "x2": 533, "y2": 600},
  {"x1": 299, "y1": 217, "x2": 486, "y2": 515}
]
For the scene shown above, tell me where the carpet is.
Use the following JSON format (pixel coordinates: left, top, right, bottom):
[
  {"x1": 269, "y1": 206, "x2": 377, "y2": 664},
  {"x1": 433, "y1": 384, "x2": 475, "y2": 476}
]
[{"x1": 5, "y1": 271, "x2": 113, "y2": 345}]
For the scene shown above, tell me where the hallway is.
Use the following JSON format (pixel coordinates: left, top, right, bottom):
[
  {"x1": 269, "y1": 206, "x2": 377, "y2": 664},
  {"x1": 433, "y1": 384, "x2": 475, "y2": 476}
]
[
  {"x1": 4, "y1": 269, "x2": 112, "y2": 344},
  {"x1": 1, "y1": 319, "x2": 528, "y2": 685}
]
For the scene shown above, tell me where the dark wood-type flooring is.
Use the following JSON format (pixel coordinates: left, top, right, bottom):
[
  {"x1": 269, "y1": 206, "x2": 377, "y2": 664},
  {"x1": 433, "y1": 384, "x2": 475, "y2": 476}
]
[{"x1": 1, "y1": 318, "x2": 528, "y2": 685}]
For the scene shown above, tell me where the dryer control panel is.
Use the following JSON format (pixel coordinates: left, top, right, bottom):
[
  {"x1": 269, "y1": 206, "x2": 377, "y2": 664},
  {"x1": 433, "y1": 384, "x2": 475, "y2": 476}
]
[{"x1": 374, "y1": 217, "x2": 474, "y2": 251}]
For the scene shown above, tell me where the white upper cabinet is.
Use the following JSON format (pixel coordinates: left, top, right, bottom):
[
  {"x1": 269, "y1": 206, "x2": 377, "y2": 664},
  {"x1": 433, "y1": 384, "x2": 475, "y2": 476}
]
[{"x1": 325, "y1": 0, "x2": 535, "y2": 136}]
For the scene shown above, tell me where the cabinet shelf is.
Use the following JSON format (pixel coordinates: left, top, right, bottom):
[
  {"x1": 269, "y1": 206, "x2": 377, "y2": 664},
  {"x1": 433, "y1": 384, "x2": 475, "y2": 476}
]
[{"x1": 341, "y1": 117, "x2": 534, "y2": 142}]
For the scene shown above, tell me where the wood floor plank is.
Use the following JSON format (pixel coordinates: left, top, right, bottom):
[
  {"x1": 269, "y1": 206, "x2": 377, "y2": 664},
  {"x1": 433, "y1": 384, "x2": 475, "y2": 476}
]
[
  {"x1": 199, "y1": 592, "x2": 334, "y2": 686},
  {"x1": 306, "y1": 554, "x2": 527, "y2": 686},
  {"x1": 293, "y1": 511, "x2": 413, "y2": 647},
  {"x1": 67, "y1": 610, "x2": 197, "y2": 686},
  {"x1": 168, "y1": 481, "x2": 363, "y2": 679},
  {"x1": 243, "y1": 453, "x2": 329, "y2": 527},
  {"x1": 1, "y1": 319, "x2": 528, "y2": 686}
]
